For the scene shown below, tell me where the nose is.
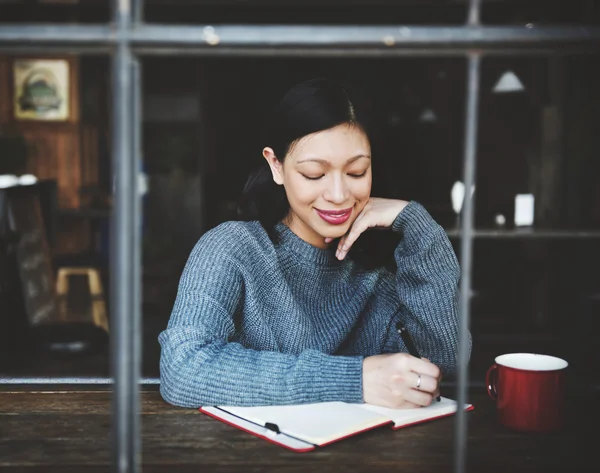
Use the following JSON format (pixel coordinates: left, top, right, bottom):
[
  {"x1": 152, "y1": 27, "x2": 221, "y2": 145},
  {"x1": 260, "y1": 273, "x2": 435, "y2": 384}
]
[{"x1": 323, "y1": 173, "x2": 349, "y2": 205}]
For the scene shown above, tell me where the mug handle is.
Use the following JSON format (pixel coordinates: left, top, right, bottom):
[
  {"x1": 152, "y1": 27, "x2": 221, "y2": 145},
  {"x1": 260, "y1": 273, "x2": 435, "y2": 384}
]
[{"x1": 486, "y1": 364, "x2": 498, "y2": 401}]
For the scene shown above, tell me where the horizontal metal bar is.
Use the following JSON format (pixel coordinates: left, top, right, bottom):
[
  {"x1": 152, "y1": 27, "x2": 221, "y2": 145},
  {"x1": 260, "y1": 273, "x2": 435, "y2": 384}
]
[
  {"x1": 0, "y1": 377, "x2": 160, "y2": 384},
  {"x1": 0, "y1": 46, "x2": 594, "y2": 58},
  {"x1": 445, "y1": 229, "x2": 600, "y2": 239},
  {"x1": 0, "y1": 24, "x2": 113, "y2": 44},
  {"x1": 129, "y1": 46, "x2": 599, "y2": 57},
  {"x1": 0, "y1": 46, "x2": 111, "y2": 55},
  {"x1": 0, "y1": 24, "x2": 599, "y2": 55},
  {"x1": 135, "y1": 24, "x2": 600, "y2": 50}
]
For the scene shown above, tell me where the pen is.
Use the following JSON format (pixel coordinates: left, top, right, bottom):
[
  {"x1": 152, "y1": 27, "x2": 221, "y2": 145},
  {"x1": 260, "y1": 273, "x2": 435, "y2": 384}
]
[{"x1": 396, "y1": 322, "x2": 441, "y2": 402}]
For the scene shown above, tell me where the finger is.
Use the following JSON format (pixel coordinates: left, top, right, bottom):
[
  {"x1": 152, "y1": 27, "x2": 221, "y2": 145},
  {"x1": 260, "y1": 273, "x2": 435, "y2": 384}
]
[
  {"x1": 336, "y1": 236, "x2": 346, "y2": 254},
  {"x1": 324, "y1": 237, "x2": 334, "y2": 244},
  {"x1": 405, "y1": 388, "x2": 435, "y2": 407},
  {"x1": 410, "y1": 372, "x2": 438, "y2": 395},
  {"x1": 385, "y1": 393, "x2": 421, "y2": 410},
  {"x1": 337, "y1": 205, "x2": 369, "y2": 252},
  {"x1": 407, "y1": 357, "x2": 441, "y2": 381},
  {"x1": 337, "y1": 214, "x2": 363, "y2": 252},
  {"x1": 422, "y1": 357, "x2": 443, "y2": 382},
  {"x1": 421, "y1": 357, "x2": 442, "y2": 383},
  {"x1": 337, "y1": 216, "x2": 370, "y2": 260}
]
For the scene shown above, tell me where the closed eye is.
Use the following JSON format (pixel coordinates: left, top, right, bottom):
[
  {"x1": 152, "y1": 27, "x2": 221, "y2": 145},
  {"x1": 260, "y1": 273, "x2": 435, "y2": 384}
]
[
  {"x1": 348, "y1": 171, "x2": 367, "y2": 178},
  {"x1": 301, "y1": 174, "x2": 324, "y2": 181}
]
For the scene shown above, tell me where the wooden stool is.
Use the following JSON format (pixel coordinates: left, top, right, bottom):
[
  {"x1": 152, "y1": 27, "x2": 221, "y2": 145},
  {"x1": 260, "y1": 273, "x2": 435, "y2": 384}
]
[
  {"x1": 30, "y1": 266, "x2": 110, "y2": 355},
  {"x1": 55, "y1": 267, "x2": 109, "y2": 333}
]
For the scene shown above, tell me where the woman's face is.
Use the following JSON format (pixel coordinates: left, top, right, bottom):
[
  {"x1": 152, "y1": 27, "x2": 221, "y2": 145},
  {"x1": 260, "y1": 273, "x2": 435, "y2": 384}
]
[{"x1": 264, "y1": 123, "x2": 372, "y2": 249}]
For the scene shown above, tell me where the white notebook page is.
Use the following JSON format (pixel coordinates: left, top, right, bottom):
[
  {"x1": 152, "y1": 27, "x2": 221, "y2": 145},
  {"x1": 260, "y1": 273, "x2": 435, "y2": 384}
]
[
  {"x1": 219, "y1": 401, "x2": 391, "y2": 445},
  {"x1": 358, "y1": 396, "x2": 466, "y2": 427}
]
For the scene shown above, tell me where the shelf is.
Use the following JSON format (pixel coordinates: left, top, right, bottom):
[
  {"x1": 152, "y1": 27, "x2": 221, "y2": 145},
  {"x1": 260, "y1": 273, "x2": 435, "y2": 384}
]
[
  {"x1": 445, "y1": 228, "x2": 600, "y2": 239},
  {"x1": 472, "y1": 333, "x2": 559, "y2": 343},
  {"x1": 57, "y1": 208, "x2": 111, "y2": 219}
]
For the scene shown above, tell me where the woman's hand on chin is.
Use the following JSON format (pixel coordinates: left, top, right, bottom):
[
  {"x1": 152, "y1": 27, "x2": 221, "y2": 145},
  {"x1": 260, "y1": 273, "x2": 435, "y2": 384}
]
[{"x1": 330, "y1": 198, "x2": 409, "y2": 260}]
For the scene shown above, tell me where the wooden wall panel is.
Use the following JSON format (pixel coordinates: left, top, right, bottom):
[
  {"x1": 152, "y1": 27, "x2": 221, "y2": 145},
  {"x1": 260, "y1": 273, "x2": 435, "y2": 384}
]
[
  {"x1": 54, "y1": 220, "x2": 91, "y2": 255},
  {"x1": 1, "y1": 56, "x2": 84, "y2": 209},
  {"x1": 81, "y1": 125, "x2": 99, "y2": 189},
  {"x1": 18, "y1": 127, "x2": 82, "y2": 208},
  {"x1": 0, "y1": 56, "x2": 9, "y2": 124},
  {"x1": 0, "y1": 55, "x2": 107, "y2": 256}
]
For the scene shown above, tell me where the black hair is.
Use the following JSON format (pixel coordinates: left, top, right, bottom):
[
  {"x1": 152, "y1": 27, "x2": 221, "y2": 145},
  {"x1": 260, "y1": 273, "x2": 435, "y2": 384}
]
[{"x1": 238, "y1": 78, "x2": 400, "y2": 271}]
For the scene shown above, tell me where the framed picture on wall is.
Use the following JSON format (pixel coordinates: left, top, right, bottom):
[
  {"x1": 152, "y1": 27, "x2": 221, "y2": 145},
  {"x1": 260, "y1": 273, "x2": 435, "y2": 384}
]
[{"x1": 12, "y1": 58, "x2": 71, "y2": 121}]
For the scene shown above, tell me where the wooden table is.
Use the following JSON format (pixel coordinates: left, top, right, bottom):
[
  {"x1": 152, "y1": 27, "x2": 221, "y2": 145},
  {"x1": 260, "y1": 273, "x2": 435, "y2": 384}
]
[{"x1": 0, "y1": 386, "x2": 597, "y2": 473}]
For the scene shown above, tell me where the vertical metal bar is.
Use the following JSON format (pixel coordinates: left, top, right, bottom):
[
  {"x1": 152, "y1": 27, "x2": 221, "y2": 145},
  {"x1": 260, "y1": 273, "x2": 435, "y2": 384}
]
[
  {"x1": 131, "y1": 54, "x2": 143, "y2": 471},
  {"x1": 467, "y1": 0, "x2": 482, "y2": 26},
  {"x1": 454, "y1": 52, "x2": 481, "y2": 473},
  {"x1": 132, "y1": 0, "x2": 143, "y2": 24},
  {"x1": 454, "y1": 3, "x2": 482, "y2": 471},
  {"x1": 110, "y1": 0, "x2": 139, "y2": 472},
  {"x1": 130, "y1": 8, "x2": 143, "y2": 468}
]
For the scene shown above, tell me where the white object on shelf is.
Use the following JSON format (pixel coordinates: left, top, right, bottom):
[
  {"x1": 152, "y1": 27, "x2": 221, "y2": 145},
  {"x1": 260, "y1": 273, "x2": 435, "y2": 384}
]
[
  {"x1": 514, "y1": 194, "x2": 535, "y2": 227},
  {"x1": 0, "y1": 174, "x2": 19, "y2": 189},
  {"x1": 495, "y1": 214, "x2": 506, "y2": 227},
  {"x1": 138, "y1": 172, "x2": 148, "y2": 196},
  {"x1": 419, "y1": 108, "x2": 437, "y2": 123},
  {"x1": 492, "y1": 71, "x2": 525, "y2": 93},
  {"x1": 451, "y1": 181, "x2": 465, "y2": 215},
  {"x1": 451, "y1": 181, "x2": 476, "y2": 215},
  {"x1": 18, "y1": 174, "x2": 38, "y2": 185}
]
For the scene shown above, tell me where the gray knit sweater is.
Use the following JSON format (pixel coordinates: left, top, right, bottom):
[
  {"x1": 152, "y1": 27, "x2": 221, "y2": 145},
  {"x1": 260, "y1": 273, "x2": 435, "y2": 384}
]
[{"x1": 159, "y1": 201, "x2": 467, "y2": 408}]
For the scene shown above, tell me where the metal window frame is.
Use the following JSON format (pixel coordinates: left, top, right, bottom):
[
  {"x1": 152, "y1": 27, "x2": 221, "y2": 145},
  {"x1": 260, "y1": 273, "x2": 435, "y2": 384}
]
[{"x1": 1, "y1": 0, "x2": 599, "y2": 471}]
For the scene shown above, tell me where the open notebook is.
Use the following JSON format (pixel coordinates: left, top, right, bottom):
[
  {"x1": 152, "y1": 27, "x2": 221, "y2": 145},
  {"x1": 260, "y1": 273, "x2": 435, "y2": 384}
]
[{"x1": 200, "y1": 396, "x2": 474, "y2": 452}]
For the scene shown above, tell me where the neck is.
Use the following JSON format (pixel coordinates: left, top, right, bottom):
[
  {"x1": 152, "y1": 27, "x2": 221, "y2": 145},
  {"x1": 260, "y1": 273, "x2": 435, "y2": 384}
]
[{"x1": 283, "y1": 212, "x2": 330, "y2": 249}]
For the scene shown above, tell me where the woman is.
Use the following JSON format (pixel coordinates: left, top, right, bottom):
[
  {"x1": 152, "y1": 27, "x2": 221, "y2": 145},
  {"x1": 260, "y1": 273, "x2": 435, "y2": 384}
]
[{"x1": 159, "y1": 78, "x2": 469, "y2": 409}]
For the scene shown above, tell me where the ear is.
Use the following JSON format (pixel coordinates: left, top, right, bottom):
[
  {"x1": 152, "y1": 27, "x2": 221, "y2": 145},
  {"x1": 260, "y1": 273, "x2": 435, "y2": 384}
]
[{"x1": 263, "y1": 147, "x2": 284, "y2": 186}]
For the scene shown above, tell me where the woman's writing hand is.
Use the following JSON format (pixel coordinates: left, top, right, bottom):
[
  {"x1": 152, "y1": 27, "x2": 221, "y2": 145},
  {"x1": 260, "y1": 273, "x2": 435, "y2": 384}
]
[
  {"x1": 362, "y1": 353, "x2": 441, "y2": 409},
  {"x1": 329, "y1": 198, "x2": 409, "y2": 260}
]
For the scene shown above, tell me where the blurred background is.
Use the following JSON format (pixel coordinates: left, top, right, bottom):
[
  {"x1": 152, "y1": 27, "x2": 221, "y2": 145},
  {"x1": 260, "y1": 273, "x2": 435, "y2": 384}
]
[{"x1": 0, "y1": 0, "x2": 599, "y2": 389}]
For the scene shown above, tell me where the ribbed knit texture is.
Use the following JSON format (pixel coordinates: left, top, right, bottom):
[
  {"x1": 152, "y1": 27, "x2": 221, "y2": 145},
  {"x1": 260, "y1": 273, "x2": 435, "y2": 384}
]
[{"x1": 159, "y1": 201, "x2": 468, "y2": 408}]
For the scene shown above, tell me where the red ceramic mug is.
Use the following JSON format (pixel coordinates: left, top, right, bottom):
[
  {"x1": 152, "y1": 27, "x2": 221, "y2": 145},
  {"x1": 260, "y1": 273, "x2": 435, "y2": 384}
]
[{"x1": 486, "y1": 353, "x2": 568, "y2": 432}]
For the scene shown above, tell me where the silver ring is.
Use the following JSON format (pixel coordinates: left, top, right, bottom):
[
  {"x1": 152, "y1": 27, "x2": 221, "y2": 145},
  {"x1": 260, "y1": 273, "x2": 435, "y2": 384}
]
[{"x1": 416, "y1": 373, "x2": 422, "y2": 389}]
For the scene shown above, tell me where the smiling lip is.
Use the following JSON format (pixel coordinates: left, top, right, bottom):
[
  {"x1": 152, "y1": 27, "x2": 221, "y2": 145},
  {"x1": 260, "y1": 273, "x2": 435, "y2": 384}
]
[{"x1": 315, "y1": 207, "x2": 352, "y2": 225}]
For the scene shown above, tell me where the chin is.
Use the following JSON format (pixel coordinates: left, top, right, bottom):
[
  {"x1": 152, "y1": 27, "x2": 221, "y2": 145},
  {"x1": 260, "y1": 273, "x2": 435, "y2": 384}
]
[{"x1": 319, "y1": 224, "x2": 351, "y2": 240}]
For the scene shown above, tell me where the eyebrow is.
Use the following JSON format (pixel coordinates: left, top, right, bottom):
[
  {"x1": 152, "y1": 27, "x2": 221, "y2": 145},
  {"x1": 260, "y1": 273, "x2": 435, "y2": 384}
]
[{"x1": 296, "y1": 154, "x2": 371, "y2": 165}]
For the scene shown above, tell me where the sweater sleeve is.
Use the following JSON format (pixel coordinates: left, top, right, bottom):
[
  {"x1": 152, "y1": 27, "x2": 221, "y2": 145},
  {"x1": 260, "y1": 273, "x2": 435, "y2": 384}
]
[
  {"x1": 158, "y1": 225, "x2": 364, "y2": 408},
  {"x1": 382, "y1": 201, "x2": 470, "y2": 376}
]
